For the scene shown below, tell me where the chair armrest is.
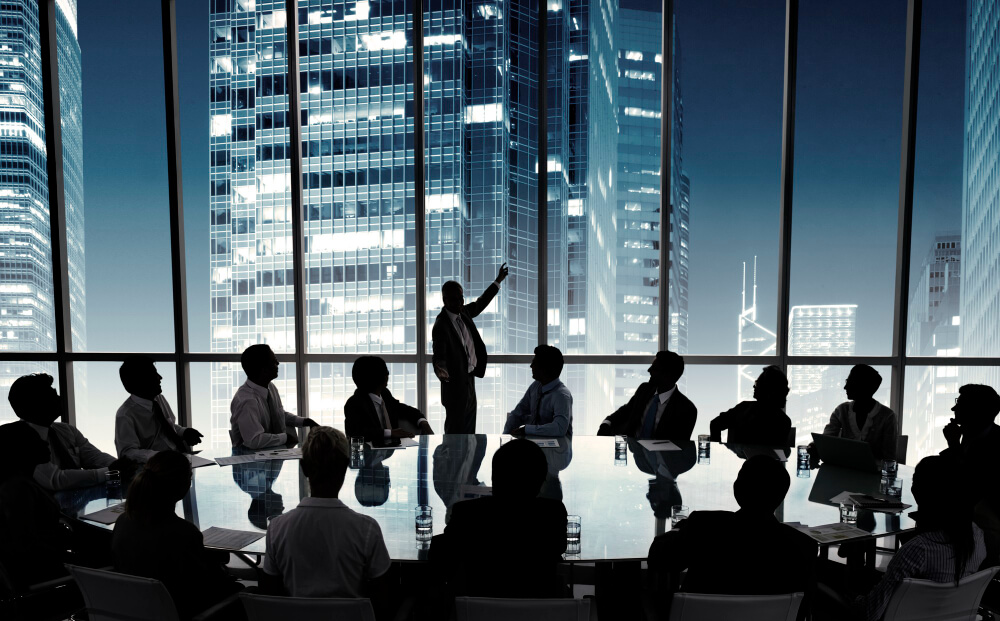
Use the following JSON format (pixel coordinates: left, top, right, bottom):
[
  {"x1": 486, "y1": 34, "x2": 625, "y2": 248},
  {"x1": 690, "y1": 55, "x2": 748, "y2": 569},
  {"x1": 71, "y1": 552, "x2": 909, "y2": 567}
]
[
  {"x1": 25, "y1": 575, "x2": 75, "y2": 594},
  {"x1": 191, "y1": 593, "x2": 242, "y2": 621}
]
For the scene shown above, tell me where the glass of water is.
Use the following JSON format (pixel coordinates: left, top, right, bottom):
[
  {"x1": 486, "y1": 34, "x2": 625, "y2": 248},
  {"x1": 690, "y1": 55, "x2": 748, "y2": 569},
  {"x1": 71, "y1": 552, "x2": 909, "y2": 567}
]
[
  {"x1": 888, "y1": 477, "x2": 903, "y2": 498},
  {"x1": 349, "y1": 436, "x2": 365, "y2": 468},
  {"x1": 881, "y1": 459, "x2": 898, "y2": 479},
  {"x1": 839, "y1": 502, "x2": 858, "y2": 525},
  {"x1": 614, "y1": 436, "x2": 628, "y2": 467},
  {"x1": 566, "y1": 515, "x2": 582, "y2": 544},
  {"x1": 415, "y1": 505, "x2": 433, "y2": 541},
  {"x1": 671, "y1": 505, "x2": 689, "y2": 528}
]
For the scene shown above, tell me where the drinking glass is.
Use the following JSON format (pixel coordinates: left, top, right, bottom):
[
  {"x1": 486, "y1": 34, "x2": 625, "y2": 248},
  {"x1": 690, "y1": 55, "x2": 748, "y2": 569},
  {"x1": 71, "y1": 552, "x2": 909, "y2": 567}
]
[
  {"x1": 415, "y1": 505, "x2": 433, "y2": 541},
  {"x1": 888, "y1": 477, "x2": 903, "y2": 498},
  {"x1": 839, "y1": 502, "x2": 858, "y2": 524},
  {"x1": 349, "y1": 436, "x2": 365, "y2": 468},
  {"x1": 671, "y1": 505, "x2": 689, "y2": 528},
  {"x1": 881, "y1": 459, "x2": 898, "y2": 479},
  {"x1": 566, "y1": 515, "x2": 582, "y2": 544},
  {"x1": 614, "y1": 436, "x2": 628, "y2": 467}
]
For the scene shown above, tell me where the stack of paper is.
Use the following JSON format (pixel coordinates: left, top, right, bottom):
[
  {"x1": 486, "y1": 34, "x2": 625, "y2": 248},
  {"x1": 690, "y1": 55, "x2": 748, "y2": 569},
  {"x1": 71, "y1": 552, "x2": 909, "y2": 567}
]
[{"x1": 201, "y1": 526, "x2": 265, "y2": 551}]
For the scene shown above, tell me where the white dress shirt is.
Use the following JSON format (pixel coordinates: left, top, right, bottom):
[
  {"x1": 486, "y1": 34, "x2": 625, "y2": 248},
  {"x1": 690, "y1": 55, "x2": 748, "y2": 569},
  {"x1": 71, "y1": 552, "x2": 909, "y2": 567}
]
[
  {"x1": 115, "y1": 394, "x2": 187, "y2": 463},
  {"x1": 368, "y1": 392, "x2": 427, "y2": 439},
  {"x1": 445, "y1": 309, "x2": 477, "y2": 373},
  {"x1": 601, "y1": 384, "x2": 676, "y2": 429},
  {"x1": 230, "y1": 380, "x2": 304, "y2": 450},
  {"x1": 28, "y1": 421, "x2": 114, "y2": 490}
]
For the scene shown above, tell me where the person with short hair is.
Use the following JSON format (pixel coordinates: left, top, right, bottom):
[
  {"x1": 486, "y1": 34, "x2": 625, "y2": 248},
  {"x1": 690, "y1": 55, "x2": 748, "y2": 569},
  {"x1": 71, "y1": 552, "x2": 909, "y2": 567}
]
[
  {"x1": 820, "y1": 365, "x2": 897, "y2": 461},
  {"x1": 503, "y1": 345, "x2": 573, "y2": 437},
  {"x1": 648, "y1": 455, "x2": 817, "y2": 600},
  {"x1": 229, "y1": 344, "x2": 317, "y2": 450},
  {"x1": 430, "y1": 439, "x2": 568, "y2": 598},
  {"x1": 116, "y1": 356, "x2": 203, "y2": 463},
  {"x1": 10, "y1": 373, "x2": 124, "y2": 490},
  {"x1": 432, "y1": 263, "x2": 509, "y2": 433},
  {"x1": 597, "y1": 351, "x2": 697, "y2": 442},
  {"x1": 262, "y1": 426, "x2": 392, "y2": 609},
  {"x1": 112, "y1": 451, "x2": 242, "y2": 620},
  {"x1": 344, "y1": 355, "x2": 432, "y2": 444},
  {"x1": 709, "y1": 365, "x2": 792, "y2": 446}
]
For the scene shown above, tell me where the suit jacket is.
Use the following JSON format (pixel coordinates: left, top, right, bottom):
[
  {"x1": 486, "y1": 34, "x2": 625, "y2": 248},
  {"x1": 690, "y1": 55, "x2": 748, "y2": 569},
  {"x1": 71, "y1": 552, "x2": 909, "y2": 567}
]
[
  {"x1": 27, "y1": 421, "x2": 116, "y2": 491},
  {"x1": 710, "y1": 401, "x2": 792, "y2": 447},
  {"x1": 432, "y1": 284, "x2": 499, "y2": 380},
  {"x1": 604, "y1": 384, "x2": 697, "y2": 442},
  {"x1": 649, "y1": 509, "x2": 817, "y2": 600},
  {"x1": 0, "y1": 475, "x2": 70, "y2": 592},
  {"x1": 344, "y1": 388, "x2": 424, "y2": 442},
  {"x1": 430, "y1": 495, "x2": 567, "y2": 598}
]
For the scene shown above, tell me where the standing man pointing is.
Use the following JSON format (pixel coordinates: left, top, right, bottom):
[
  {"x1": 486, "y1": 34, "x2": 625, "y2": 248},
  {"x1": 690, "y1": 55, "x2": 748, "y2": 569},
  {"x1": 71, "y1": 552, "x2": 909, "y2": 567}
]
[{"x1": 433, "y1": 263, "x2": 509, "y2": 433}]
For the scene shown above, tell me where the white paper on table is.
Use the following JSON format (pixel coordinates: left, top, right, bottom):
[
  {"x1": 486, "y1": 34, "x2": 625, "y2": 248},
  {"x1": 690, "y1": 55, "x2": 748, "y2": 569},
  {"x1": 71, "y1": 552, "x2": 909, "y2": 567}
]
[
  {"x1": 368, "y1": 437, "x2": 419, "y2": 450},
  {"x1": 829, "y1": 491, "x2": 860, "y2": 505},
  {"x1": 254, "y1": 447, "x2": 303, "y2": 461},
  {"x1": 796, "y1": 523, "x2": 871, "y2": 544},
  {"x1": 459, "y1": 485, "x2": 493, "y2": 500},
  {"x1": 187, "y1": 454, "x2": 217, "y2": 468},
  {"x1": 638, "y1": 439, "x2": 682, "y2": 452},
  {"x1": 201, "y1": 526, "x2": 265, "y2": 551},
  {"x1": 82, "y1": 503, "x2": 127, "y2": 525},
  {"x1": 527, "y1": 438, "x2": 559, "y2": 448},
  {"x1": 214, "y1": 454, "x2": 259, "y2": 466}
]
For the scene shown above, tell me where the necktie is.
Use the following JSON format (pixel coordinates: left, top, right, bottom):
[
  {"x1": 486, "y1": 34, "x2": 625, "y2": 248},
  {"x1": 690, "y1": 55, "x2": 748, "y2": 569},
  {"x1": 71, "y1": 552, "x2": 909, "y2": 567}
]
[
  {"x1": 532, "y1": 386, "x2": 544, "y2": 426},
  {"x1": 48, "y1": 429, "x2": 78, "y2": 469},
  {"x1": 152, "y1": 399, "x2": 187, "y2": 452},
  {"x1": 640, "y1": 396, "x2": 659, "y2": 439},
  {"x1": 455, "y1": 316, "x2": 477, "y2": 370},
  {"x1": 266, "y1": 390, "x2": 286, "y2": 435}
]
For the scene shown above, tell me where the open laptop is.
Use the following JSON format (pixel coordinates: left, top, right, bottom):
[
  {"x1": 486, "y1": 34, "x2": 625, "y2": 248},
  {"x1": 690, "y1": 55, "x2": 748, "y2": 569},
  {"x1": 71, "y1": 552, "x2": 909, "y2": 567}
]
[{"x1": 811, "y1": 433, "x2": 880, "y2": 474}]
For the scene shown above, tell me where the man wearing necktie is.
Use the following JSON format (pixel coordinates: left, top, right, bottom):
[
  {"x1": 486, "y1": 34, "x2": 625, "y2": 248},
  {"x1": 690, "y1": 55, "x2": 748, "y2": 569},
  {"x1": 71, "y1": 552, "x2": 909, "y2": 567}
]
[
  {"x1": 230, "y1": 344, "x2": 319, "y2": 450},
  {"x1": 116, "y1": 356, "x2": 205, "y2": 464},
  {"x1": 344, "y1": 355, "x2": 432, "y2": 444},
  {"x1": 432, "y1": 263, "x2": 509, "y2": 434},
  {"x1": 11, "y1": 373, "x2": 127, "y2": 490},
  {"x1": 504, "y1": 345, "x2": 573, "y2": 438},
  {"x1": 597, "y1": 351, "x2": 697, "y2": 443}
]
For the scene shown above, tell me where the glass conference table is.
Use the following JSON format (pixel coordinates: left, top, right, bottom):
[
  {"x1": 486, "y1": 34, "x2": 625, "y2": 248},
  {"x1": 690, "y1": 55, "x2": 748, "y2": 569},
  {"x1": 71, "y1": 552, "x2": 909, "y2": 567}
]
[{"x1": 55, "y1": 435, "x2": 915, "y2": 562}]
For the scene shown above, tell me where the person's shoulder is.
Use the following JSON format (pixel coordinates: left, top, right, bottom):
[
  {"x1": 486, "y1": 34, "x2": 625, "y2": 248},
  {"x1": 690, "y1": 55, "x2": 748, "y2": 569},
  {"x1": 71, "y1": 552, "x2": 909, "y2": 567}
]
[
  {"x1": 533, "y1": 497, "x2": 568, "y2": 517},
  {"x1": 50, "y1": 421, "x2": 80, "y2": 437},
  {"x1": 344, "y1": 391, "x2": 364, "y2": 410},
  {"x1": 115, "y1": 397, "x2": 136, "y2": 417},
  {"x1": 673, "y1": 389, "x2": 696, "y2": 408}
]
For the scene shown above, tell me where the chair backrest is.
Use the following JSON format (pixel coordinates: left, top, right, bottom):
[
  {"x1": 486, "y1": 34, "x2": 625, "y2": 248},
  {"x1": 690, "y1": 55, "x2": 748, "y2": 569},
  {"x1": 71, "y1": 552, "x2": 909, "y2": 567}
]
[
  {"x1": 239, "y1": 593, "x2": 376, "y2": 621},
  {"x1": 455, "y1": 597, "x2": 591, "y2": 621},
  {"x1": 667, "y1": 592, "x2": 804, "y2": 621},
  {"x1": 882, "y1": 566, "x2": 1000, "y2": 621},
  {"x1": 897, "y1": 434, "x2": 909, "y2": 464},
  {"x1": 65, "y1": 565, "x2": 180, "y2": 621}
]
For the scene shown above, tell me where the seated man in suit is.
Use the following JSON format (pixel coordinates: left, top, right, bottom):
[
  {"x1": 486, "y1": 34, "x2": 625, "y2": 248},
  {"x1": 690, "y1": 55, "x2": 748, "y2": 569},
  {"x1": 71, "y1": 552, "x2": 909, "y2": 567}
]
[
  {"x1": 10, "y1": 373, "x2": 130, "y2": 490},
  {"x1": 431, "y1": 439, "x2": 568, "y2": 598},
  {"x1": 116, "y1": 356, "x2": 204, "y2": 464},
  {"x1": 819, "y1": 365, "x2": 897, "y2": 461},
  {"x1": 503, "y1": 345, "x2": 573, "y2": 437},
  {"x1": 649, "y1": 455, "x2": 817, "y2": 602},
  {"x1": 344, "y1": 355, "x2": 432, "y2": 444},
  {"x1": 710, "y1": 365, "x2": 792, "y2": 446},
  {"x1": 597, "y1": 351, "x2": 697, "y2": 442},
  {"x1": 230, "y1": 344, "x2": 317, "y2": 450}
]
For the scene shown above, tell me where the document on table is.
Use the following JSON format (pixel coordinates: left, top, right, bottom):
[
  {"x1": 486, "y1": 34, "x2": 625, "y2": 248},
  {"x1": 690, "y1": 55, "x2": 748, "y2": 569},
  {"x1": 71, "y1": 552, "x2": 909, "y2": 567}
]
[
  {"x1": 201, "y1": 526, "x2": 265, "y2": 551},
  {"x1": 638, "y1": 439, "x2": 682, "y2": 452},
  {"x1": 254, "y1": 447, "x2": 302, "y2": 461},
  {"x1": 527, "y1": 438, "x2": 559, "y2": 448},
  {"x1": 187, "y1": 454, "x2": 217, "y2": 468},
  {"x1": 368, "y1": 438, "x2": 419, "y2": 450},
  {"x1": 460, "y1": 485, "x2": 493, "y2": 500},
  {"x1": 82, "y1": 503, "x2": 127, "y2": 525},
  {"x1": 796, "y1": 523, "x2": 871, "y2": 544},
  {"x1": 214, "y1": 454, "x2": 259, "y2": 466}
]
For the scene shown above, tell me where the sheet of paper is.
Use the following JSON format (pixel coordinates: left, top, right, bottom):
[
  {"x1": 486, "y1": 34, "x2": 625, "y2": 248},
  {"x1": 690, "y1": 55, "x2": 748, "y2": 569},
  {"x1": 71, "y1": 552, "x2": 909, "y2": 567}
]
[
  {"x1": 254, "y1": 447, "x2": 303, "y2": 461},
  {"x1": 829, "y1": 491, "x2": 858, "y2": 505},
  {"x1": 459, "y1": 485, "x2": 493, "y2": 500},
  {"x1": 638, "y1": 439, "x2": 682, "y2": 452},
  {"x1": 82, "y1": 503, "x2": 127, "y2": 525},
  {"x1": 367, "y1": 437, "x2": 419, "y2": 450},
  {"x1": 187, "y1": 454, "x2": 216, "y2": 468},
  {"x1": 796, "y1": 523, "x2": 871, "y2": 544},
  {"x1": 201, "y1": 526, "x2": 265, "y2": 551},
  {"x1": 214, "y1": 454, "x2": 260, "y2": 466},
  {"x1": 527, "y1": 438, "x2": 559, "y2": 448}
]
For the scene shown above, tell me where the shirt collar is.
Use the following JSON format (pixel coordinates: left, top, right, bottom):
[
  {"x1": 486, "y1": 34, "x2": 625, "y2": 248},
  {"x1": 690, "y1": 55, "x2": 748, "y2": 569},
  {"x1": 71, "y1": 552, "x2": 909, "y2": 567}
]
[
  {"x1": 299, "y1": 497, "x2": 347, "y2": 509},
  {"x1": 130, "y1": 394, "x2": 154, "y2": 411},
  {"x1": 541, "y1": 378, "x2": 563, "y2": 393},
  {"x1": 369, "y1": 392, "x2": 384, "y2": 406},
  {"x1": 245, "y1": 379, "x2": 270, "y2": 397},
  {"x1": 446, "y1": 308, "x2": 461, "y2": 321},
  {"x1": 658, "y1": 385, "x2": 676, "y2": 404}
]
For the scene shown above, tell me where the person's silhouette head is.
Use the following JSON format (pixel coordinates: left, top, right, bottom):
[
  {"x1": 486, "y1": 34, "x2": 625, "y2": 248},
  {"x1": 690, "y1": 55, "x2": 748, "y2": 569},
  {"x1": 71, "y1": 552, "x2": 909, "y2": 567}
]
[
  {"x1": 125, "y1": 450, "x2": 192, "y2": 522},
  {"x1": 845, "y1": 365, "x2": 882, "y2": 401},
  {"x1": 0, "y1": 421, "x2": 50, "y2": 479},
  {"x1": 119, "y1": 356, "x2": 163, "y2": 400},
  {"x1": 491, "y1": 439, "x2": 547, "y2": 501},
  {"x1": 753, "y1": 365, "x2": 789, "y2": 408},
  {"x1": 301, "y1": 426, "x2": 350, "y2": 497},
  {"x1": 8, "y1": 373, "x2": 62, "y2": 427},
  {"x1": 355, "y1": 463, "x2": 391, "y2": 507},
  {"x1": 733, "y1": 454, "x2": 790, "y2": 514},
  {"x1": 352, "y1": 356, "x2": 390, "y2": 395},
  {"x1": 441, "y1": 281, "x2": 465, "y2": 315},
  {"x1": 530, "y1": 345, "x2": 564, "y2": 385},
  {"x1": 648, "y1": 351, "x2": 684, "y2": 392},
  {"x1": 952, "y1": 384, "x2": 1000, "y2": 431},
  {"x1": 242, "y1": 344, "x2": 280, "y2": 387}
]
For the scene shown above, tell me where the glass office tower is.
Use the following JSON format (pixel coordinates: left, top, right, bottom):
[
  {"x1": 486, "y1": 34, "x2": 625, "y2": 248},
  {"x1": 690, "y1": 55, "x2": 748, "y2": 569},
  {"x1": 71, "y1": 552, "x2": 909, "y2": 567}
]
[{"x1": 0, "y1": 0, "x2": 84, "y2": 422}]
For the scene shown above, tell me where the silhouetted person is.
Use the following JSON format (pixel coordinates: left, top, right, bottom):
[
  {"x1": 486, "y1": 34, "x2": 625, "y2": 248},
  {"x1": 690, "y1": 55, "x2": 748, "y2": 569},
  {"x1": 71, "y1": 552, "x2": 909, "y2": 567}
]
[
  {"x1": 649, "y1": 455, "x2": 817, "y2": 604},
  {"x1": 262, "y1": 426, "x2": 392, "y2": 614},
  {"x1": 10, "y1": 373, "x2": 129, "y2": 490},
  {"x1": 819, "y1": 365, "x2": 897, "y2": 461},
  {"x1": 113, "y1": 451, "x2": 241, "y2": 620},
  {"x1": 630, "y1": 439, "x2": 697, "y2": 524},
  {"x1": 598, "y1": 351, "x2": 697, "y2": 442},
  {"x1": 433, "y1": 435, "x2": 488, "y2": 522},
  {"x1": 116, "y1": 356, "x2": 203, "y2": 463},
  {"x1": 0, "y1": 421, "x2": 71, "y2": 591},
  {"x1": 432, "y1": 263, "x2": 509, "y2": 433},
  {"x1": 345, "y1": 355, "x2": 432, "y2": 444},
  {"x1": 230, "y1": 344, "x2": 317, "y2": 450},
  {"x1": 431, "y1": 439, "x2": 568, "y2": 598},
  {"x1": 504, "y1": 345, "x2": 573, "y2": 437},
  {"x1": 710, "y1": 365, "x2": 792, "y2": 446}
]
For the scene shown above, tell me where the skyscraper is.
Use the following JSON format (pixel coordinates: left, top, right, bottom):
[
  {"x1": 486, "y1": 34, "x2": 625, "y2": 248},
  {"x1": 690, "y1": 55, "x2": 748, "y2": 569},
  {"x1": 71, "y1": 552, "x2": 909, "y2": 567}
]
[
  {"x1": 0, "y1": 0, "x2": 85, "y2": 423},
  {"x1": 737, "y1": 258, "x2": 776, "y2": 401}
]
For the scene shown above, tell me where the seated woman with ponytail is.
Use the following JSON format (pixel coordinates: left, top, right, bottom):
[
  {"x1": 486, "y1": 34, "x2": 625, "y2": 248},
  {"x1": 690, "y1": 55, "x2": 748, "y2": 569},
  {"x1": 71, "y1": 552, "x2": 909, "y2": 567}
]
[{"x1": 112, "y1": 451, "x2": 242, "y2": 620}]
